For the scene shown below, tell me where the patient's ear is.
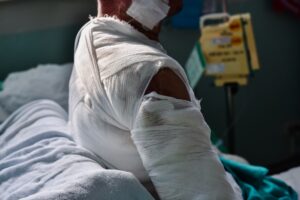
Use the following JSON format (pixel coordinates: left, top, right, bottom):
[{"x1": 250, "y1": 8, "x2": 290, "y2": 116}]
[{"x1": 145, "y1": 68, "x2": 191, "y2": 101}]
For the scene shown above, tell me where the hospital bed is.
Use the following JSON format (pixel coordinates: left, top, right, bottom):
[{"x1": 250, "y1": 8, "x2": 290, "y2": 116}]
[{"x1": 1, "y1": 60, "x2": 300, "y2": 200}]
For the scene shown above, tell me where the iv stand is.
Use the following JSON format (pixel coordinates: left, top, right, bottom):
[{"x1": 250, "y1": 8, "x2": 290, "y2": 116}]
[
  {"x1": 222, "y1": 0, "x2": 239, "y2": 154},
  {"x1": 222, "y1": 0, "x2": 228, "y2": 13},
  {"x1": 224, "y1": 83, "x2": 238, "y2": 154}
]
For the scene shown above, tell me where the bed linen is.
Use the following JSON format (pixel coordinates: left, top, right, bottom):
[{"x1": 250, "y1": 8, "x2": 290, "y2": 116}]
[
  {"x1": 273, "y1": 166, "x2": 300, "y2": 197},
  {"x1": 0, "y1": 100, "x2": 154, "y2": 200},
  {"x1": 220, "y1": 157, "x2": 298, "y2": 199}
]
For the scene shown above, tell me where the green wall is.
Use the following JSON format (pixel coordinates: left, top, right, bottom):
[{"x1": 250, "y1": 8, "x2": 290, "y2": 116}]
[
  {"x1": 0, "y1": 0, "x2": 96, "y2": 79},
  {"x1": 0, "y1": 26, "x2": 79, "y2": 80}
]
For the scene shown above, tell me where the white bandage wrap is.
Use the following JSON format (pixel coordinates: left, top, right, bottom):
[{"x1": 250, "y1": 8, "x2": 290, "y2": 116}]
[
  {"x1": 132, "y1": 93, "x2": 243, "y2": 200},
  {"x1": 126, "y1": 0, "x2": 170, "y2": 30}
]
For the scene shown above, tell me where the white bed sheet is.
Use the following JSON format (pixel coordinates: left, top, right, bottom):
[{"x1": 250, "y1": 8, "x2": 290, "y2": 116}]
[{"x1": 0, "y1": 100, "x2": 154, "y2": 200}]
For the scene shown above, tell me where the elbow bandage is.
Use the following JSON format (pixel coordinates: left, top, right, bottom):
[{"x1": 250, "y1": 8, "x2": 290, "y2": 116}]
[{"x1": 132, "y1": 93, "x2": 242, "y2": 200}]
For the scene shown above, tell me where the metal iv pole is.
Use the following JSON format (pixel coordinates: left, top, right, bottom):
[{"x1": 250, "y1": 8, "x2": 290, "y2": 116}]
[
  {"x1": 221, "y1": 0, "x2": 238, "y2": 154},
  {"x1": 224, "y1": 83, "x2": 238, "y2": 154}
]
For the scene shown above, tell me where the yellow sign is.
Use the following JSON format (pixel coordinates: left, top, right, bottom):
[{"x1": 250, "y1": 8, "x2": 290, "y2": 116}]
[{"x1": 200, "y1": 13, "x2": 260, "y2": 86}]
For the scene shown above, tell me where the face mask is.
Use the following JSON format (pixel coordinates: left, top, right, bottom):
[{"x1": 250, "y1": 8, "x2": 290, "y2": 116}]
[{"x1": 126, "y1": 0, "x2": 170, "y2": 30}]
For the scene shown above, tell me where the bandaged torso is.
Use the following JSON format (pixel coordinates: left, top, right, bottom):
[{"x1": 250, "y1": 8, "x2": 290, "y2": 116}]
[{"x1": 69, "y1": 17, "x2": 242, "y2": 199}]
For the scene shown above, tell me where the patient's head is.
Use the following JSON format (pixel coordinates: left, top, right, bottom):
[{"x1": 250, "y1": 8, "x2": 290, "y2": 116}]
[
  {"x1": 168, "y1": 0, "x2": 184, "y2": 16},
  {"x1": 97, "y1": 0, "x2": 183, "y2": 17},
  {"x1": 97, "y1": 0, "x2": 183, "y2": 40},
  {"x1": 97, "y1": 0, "x2": 131, "y2": 18}
]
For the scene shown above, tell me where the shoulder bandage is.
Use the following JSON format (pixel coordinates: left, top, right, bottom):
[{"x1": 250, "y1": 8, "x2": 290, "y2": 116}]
[{"x1": 132, "y1": 92, "x2": 243, "y2": 200}]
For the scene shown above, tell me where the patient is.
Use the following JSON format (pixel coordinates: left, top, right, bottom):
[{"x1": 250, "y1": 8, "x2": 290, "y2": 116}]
[{"x1": 69, "y1": 0, "x2": 242, "y2": 199}]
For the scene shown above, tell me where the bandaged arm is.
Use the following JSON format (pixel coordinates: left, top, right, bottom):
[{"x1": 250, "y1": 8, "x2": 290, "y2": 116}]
[{"x1": 131, "y1": 70, "x2": 242, "y2": 200}]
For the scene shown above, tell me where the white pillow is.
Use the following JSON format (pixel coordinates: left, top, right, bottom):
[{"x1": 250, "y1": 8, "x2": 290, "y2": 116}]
[{"x1": 0, "y1": 63, "x2": 72, "y2": 123}]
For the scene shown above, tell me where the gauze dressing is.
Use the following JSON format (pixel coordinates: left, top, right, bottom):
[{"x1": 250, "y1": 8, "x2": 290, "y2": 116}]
[
  {"x1": 132, "y1": 92, "x2": 243, "y2": 200},
  {"x1": 126, "y1": 0, "x2": 170, "y2": 30}
]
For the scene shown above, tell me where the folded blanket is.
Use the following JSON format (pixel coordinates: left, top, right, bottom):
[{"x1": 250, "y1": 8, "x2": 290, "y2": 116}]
[
  {"x1": 0, "y1": 100, "x2": 154, "y2": 200},
  {"x1": 221, "y1": 157, "x2": 298, "y2": 200}
]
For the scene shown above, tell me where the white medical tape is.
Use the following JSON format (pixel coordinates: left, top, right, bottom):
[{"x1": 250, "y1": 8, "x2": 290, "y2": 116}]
[{"x1": 126, "y1": 0, "x2": 170, "y2": 30}]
